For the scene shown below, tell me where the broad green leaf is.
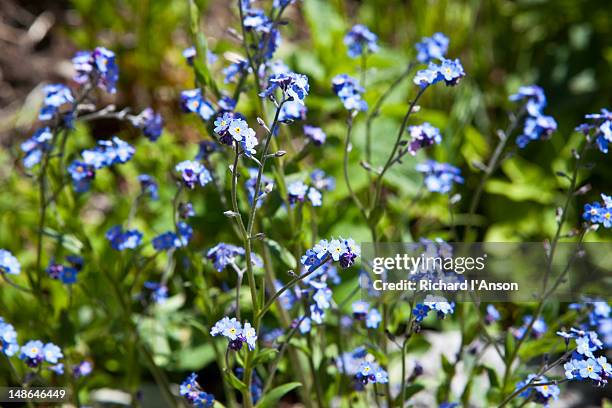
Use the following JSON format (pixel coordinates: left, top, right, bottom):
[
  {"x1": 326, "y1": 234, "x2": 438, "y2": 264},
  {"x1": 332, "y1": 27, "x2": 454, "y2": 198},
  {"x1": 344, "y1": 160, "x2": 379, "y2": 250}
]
[{"x1": 255, "y1": 382, "x2": 302, "y2": 408}]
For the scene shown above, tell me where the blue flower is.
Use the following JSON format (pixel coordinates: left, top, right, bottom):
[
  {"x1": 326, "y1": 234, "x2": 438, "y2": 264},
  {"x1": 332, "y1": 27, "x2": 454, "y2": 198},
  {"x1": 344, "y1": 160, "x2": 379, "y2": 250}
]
[
  {"x1": 211, "y1": 317, "x2": 257, "y2": 351},
  {"x1": 180, "y1": 89, "x2": 215, "y2": 121},
  {"x1": 143, "y1": 281, "x2": 168, "y2": 304},
  {"x1": 355, "y1": 361, "x2": 388, "y2": 385},
  {"x1": 67, "y1": 161, "x2": 96, "y2": 193},
  {"x1": 0, "y1": 249, "x2": 20, "y2": 276},
  {"x1": 180, "y1": 373, "x2": 214, "y2": 407},
  {"x1": 407, "y1": 122, "x2": 442, "y2": 155},
  {"x1": 578, "y1": 358, "x2": 602, "y2": 380},
  {"x1": 182, "y1": 46, "x2": 196, "y2": 65},
  {"x1": 485, "y1": 304, "x2": 501, "y2": 324},
  {"x1": 303, "y1": 125, "x2": 326, "y2": 146},
  {"x1": 73, "y1": 360, "x2": 93, "y2": 378},
  {"x1": 413, "y1": 304, "x2": 430, "y2": 322},
  {"x1": 366, "y1": 308, "x2": 382, "y2": 329},
  {"x1": 583, "y1": 195, "x2": 612, "y2": 228},
  {"x1": 344, "y1": 24, "x2": 379, "y2": 58},
  {"x1": 279, "y1": 101, "x2": 307, "y2": 122},
  {"x1": 223, "y1": 59, "x2": 251, "y2": 84},
  {"x1": 42, "y1": 343, "x2": 63, "y2": 364},
  {"x1": 509, "y1": 85, "x2": 547, "y2": 116},
  {"x1": 512, "y1": 315, "x2": 547, "y2": 339},
  {"x1": 72, "y1": 47, "x2": 119, "y2": 93},
  {"x1": 21, "y1": 127, "x2": 53, "y2": 169},
  {"x1": 175, "y1": 160, "x2": 212, "y2": 189},
  {"x1": 132, "y1": 108, "x2": 164, "y2": 141},
  {"x1": 206, "y1": 243, "x2": 246, "y2": 272},
  {"x1": 413, "y1": 58, "x2": 465, "y2": 87},
  {"x1": 138, "y1": 174, "x2": 159, "y2": 200},
  {"x1": 81, "y1": 137, "x2": 135, "y2": 169},
  {"x1": 39, "y1": 84, "x2": 73, "y2": 120},
  {"x1": 515, "y1": 374, "x2": 560, "y2": 405},
  {"x1": 516, "y1": 115, "x2": 557, "y2": 148},
  {"x1": 311, "y1": 170, "x2": 335, "y2": 191},
  {"x1": 179, "y1": 202, "x2": 195, "y2": 219},
  {"x1": 332, "y1": 74, "x2": 367, "y2": 111},
  {"x1": 105, "y1": 226, "x2": 143, "y2": 251},
  {"x1": 227, "y1": 118, "x2": 259, "y2": 156},
  {"x1": 510, "y1": 85, "x2": 557, "y2": 148},
  {"x1": 416, "y1": 161, "x2": 464, "y2": 194},
  {"x1": 288, "y1": 181, "x2": 309, "y2": 204},
  {"x1": 0, "y1": 318, "x2": 19, "y2": 357},
  {"x1": 260, "y1": 72, "x2": 310, "y2": 105},
  {"x1": 424, "y1": 295, "x2": 455, "y2": 319},
  {"x1": 415, "y1": 33, "x2": 449, "y2": 63},
  {"x1": 19, "y1": 340, "x2": 51, "y2": 368},
  {"x1": 59, "y1": 267, "x2": 78, "y2": 284},
  {"x1": 352, "y1": 301, "x2": 370, "y2": 320}
]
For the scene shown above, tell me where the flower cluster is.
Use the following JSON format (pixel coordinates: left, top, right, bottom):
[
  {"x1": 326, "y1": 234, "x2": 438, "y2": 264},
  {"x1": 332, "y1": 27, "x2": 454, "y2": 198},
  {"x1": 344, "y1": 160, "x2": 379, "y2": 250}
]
[
  {"x1": 576, "y1": 108, "x2": 612, "y2": 153},
  {"x1": 336, "y1": 347, "x2": 389, "y2": 388},
  {"x1": 355, "y1": 360, "x2": 389, "y2": 386},
  {"x1": 332, "y1": 74, "x2": 367, "y2": 112},
  {"x1": 39, "y1": 84, "x2": 74, "y2": 121},
  {"x1": 210, "y1": 317, "x2": 257, "y2": 351},
  {"x1": 406, "y1": 122, "x2": 442, "y2": 155},
  {"x1": 46, "y1": 256, "x2": 83, "y2": 285},
  {"x1": 69, "y1": 136, "x2": 135, "y2": 192},
  {"x1": 175, "y1": 160, "x2": 212, "y2": 189},
  {"x1": 515, "y1": 374, "x2": 560, "y2": 406},
  {"x1": 19, "y1": 340, "x2": 63, "y2": 370},
  {"x1": 344, "y1": 24, "x2": 379, "y2": 58},
  {"x1": 72, "y1": 47, "x2": 119, "y2": 93},
  {"x1": 583, "y1": 193, "x2": 612, "y2": 228},
  {"x1": 213, "y1": 115, "x2": 259, "y2": 157},
  {"x1": 21, "y1": 127, "x2": 53, "y2": 169},
  {"x1": 260, "y1": 72, "x2": 310, "y2": 105},
  {"x1": 0, "y1": 249, "x2": 20, "y2": 275},
  {"x1": 240, "y1": 1, "x2": 282, "y2": 61},
  {"x1": 206, "y1": 243, "x2": 262, "y2": 272},
  {"x1": 129, "y1": 108, "x2": 164, "y2": 142},
  {"x1": 559, "y1": 329, "x2": 610, "y2": 385},
  {"x1": 180, "y1": 373, "x2": 215, "y2": 407},
  {"x1": 223, "y1": 59, "x2": 251, "y2": 84},
  {"x1": 0, "y1": 317, "x2": 19, "y2": 356},
  {"x1": 152, "y1": 222, "x2": 193, "y2": 250},
  {"x1": 287, "y1": 180, "x2": 322, "y2": 207},
  {"x1": 106, "y1": 226, "x2": 143, "y2": 251},
  {"x1": 180, "y1": 89, "x2": 215, "y2": 121},
  {"x1": 413, "y1": 58, "x2": 465, "y2": 87},
  {"x1": 416, "y1": 160, "x2": 464, "y2": 193},
  {"x1": 509, "y1": 85, "x2": 557, "y2": 148},
  {"x1": 301, "y1": 237, "x2": 361, "y2": 271},
  {"x1": 415, "y1": 33, "x2": 449, "y2": 63},
  {"x1": 413, "y1": 295, "x2": 455, "y2": 322}
]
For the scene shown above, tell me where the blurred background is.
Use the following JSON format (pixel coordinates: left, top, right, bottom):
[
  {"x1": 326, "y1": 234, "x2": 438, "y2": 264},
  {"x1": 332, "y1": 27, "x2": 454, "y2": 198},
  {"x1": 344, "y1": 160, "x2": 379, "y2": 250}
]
[{"x1": 1, "y1": 0, "x2": 611, "y2": 406}]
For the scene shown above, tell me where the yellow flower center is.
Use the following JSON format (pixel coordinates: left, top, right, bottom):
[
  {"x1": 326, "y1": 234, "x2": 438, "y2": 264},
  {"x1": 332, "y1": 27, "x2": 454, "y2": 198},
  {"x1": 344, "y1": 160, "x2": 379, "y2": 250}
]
[
  {"x1": 229, "y1": 328, "x2": 237, "y2": 334},
  {"x1": 588, "y1": 366, "x2": 593, "y2": 372},
  {"x1": 234, "y1": 127, "x2": 241, "y2": 133},
  {"x1": 31, "y1": 347, "x2": 38, "y2": 354},
  {"x1": 605, "y1": 212, "x2": 611, "y2": 220}
]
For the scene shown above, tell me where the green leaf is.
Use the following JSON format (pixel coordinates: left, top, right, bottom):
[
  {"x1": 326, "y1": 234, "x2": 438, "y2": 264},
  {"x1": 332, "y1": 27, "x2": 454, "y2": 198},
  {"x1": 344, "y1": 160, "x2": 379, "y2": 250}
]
[
  {"x1": 265, "y1": 238, "x2": 297, "y2": 269},
  {"x1": 394, "y1": 383, "x2": 424, "y2": 405},
  {"x1": 172, "y1": 344, "x2": 216, "y2": 371},
  {"x1": 252, "y1": 348, "x2": 279, "y2": 366},
  {"x1": 504, "y1": 331, "x2": 515, "y2": 364},
  {"x1": 188, "y1": 0, "x2": 219, "y2": 97},
  {"x1": 255, "y1": 382, "x2": 302, "y2": 408},
  {"x1": 226, "y1": 371, "x2": 248, "y2": 392}
]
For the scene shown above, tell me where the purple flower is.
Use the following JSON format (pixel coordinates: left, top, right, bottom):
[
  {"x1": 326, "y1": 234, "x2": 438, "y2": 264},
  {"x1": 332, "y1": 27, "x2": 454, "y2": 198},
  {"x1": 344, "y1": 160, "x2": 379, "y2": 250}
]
[
  {"x1": 175, "y1": 160, "x2": 212, "y2": 189},
  {"x1": 72, "y1": 47, "x2": 119, "y2": 93},
  {"x1": 407, "y1": 122, "x2": 442, "y2": 155},
  {"x1": 303, "y1": 125, "x2": 326, "y2": 145}
]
